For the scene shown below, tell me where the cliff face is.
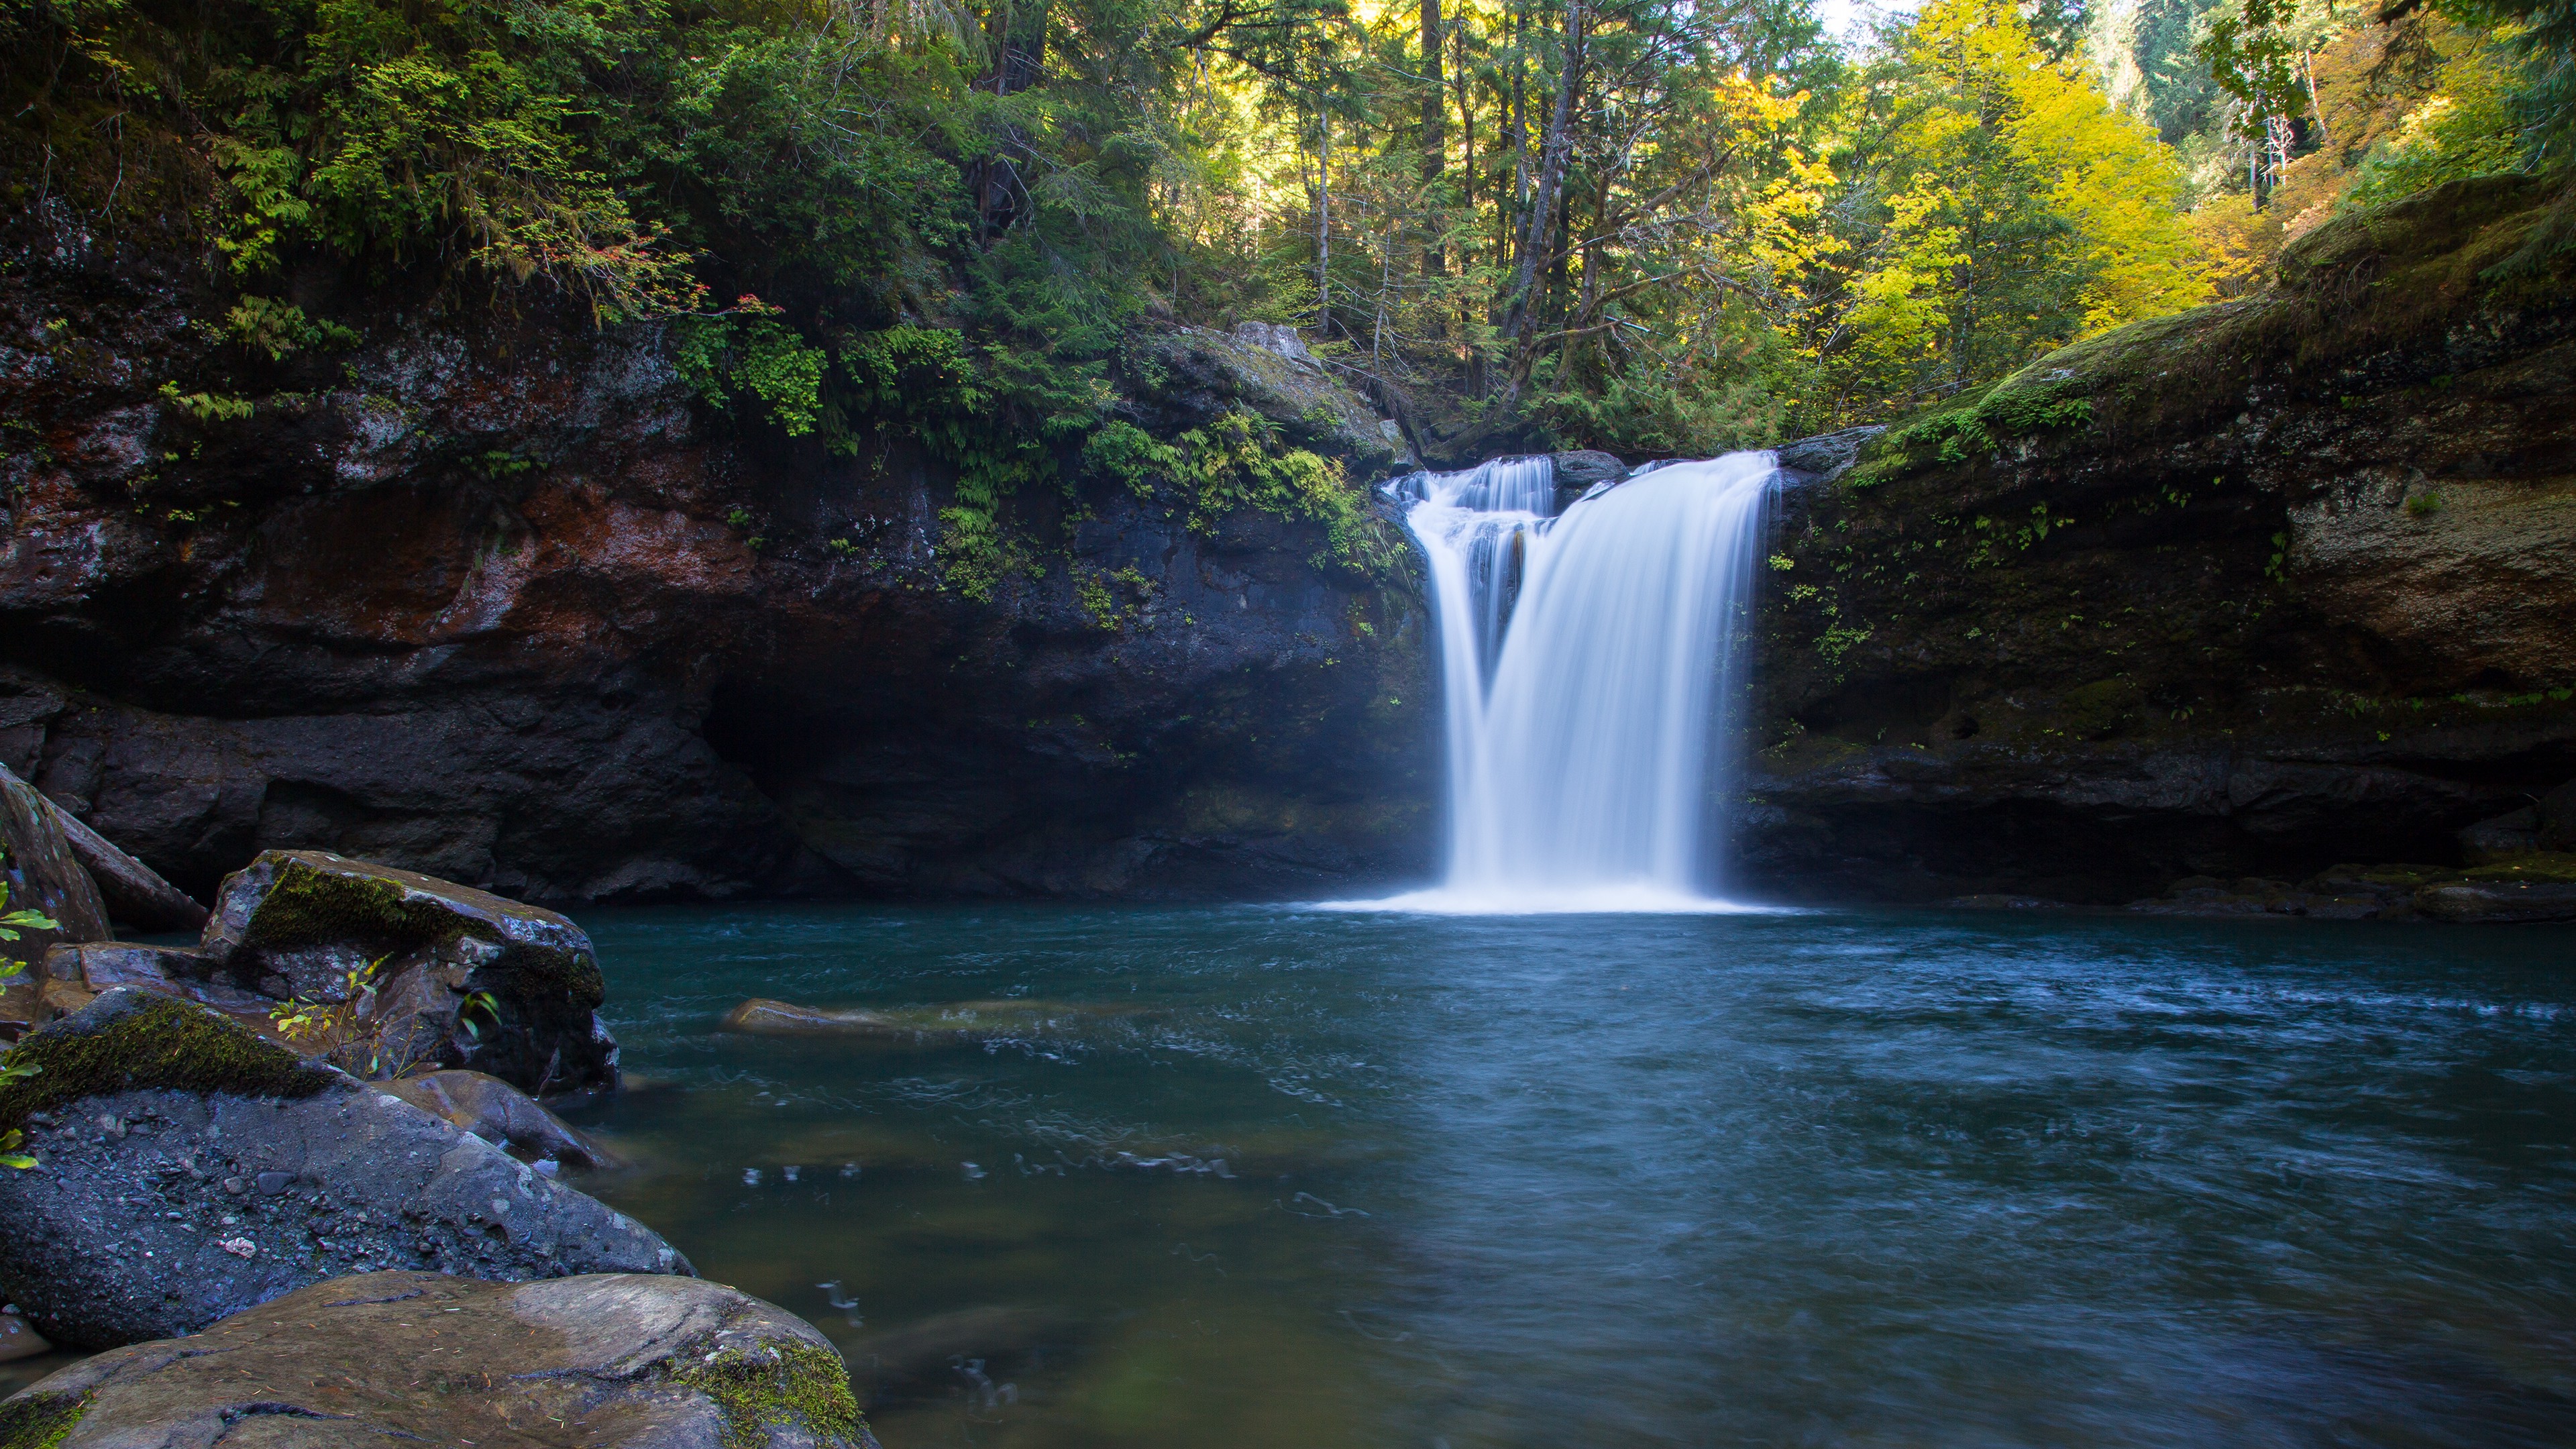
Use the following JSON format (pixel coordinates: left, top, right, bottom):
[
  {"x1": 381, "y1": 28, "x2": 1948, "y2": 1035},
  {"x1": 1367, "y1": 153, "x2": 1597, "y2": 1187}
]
[
  {"x1": 1742, "y1": 176, "x2": 2576, "y2": 902},
  {"x1": 10, "y1": 178, "x2": 2572, "y2": 910},
  {"x1": 0, "y1": 221, "x2": 1436, "y2": 903}
]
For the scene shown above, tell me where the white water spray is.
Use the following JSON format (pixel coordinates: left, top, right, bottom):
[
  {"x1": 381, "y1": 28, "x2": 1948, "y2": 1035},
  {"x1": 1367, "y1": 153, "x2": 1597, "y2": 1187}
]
[{"x1": 1348, "y1": 452, "x2": 1778, "y2": 913}]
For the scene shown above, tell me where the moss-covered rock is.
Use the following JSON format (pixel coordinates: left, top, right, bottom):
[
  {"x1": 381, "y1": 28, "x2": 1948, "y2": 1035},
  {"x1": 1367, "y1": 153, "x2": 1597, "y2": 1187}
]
[
  {"x1": 204, "y1": 849, "x2": 602, "y2": 1004},
  {"x1": 0, "y1": 987, "x2": 331, "y2": 1132},
  {"x1": 0, "y1": 989, "x2": 688, "y2": 1348},
  {"x1": 197, "y1": 850, "x2": 616, "y2": 1093},
  {"x1": 1135, "y1": 326, "x2": 1415, "y2": 481},
  {"x1": 1, "y1": 1271, "x2": 868, "y2": 1448}
]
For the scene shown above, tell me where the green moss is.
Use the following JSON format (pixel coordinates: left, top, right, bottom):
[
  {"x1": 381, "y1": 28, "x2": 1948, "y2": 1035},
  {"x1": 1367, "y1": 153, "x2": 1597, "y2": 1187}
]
[
  {"x1": 241, "y1": 857, "x2": 604, "y2": 1006},
  {"x1": 0, "y1": 993, "x2": 333, "y2": 1131},
  {"x1": 2057, "y1": 678, "x2": 2141, "y2": 740},
  {"x1": 1875, "y1": 374, "x2": 2095, "y2": 470},
  {"x1": 0, "y1": 1389, "x2": 91, "y2": 1448},
  {"x1": 2458, "y1": 852, "x2": 2576, "y2": 885},
  {"x1": 667, "y1": 1340, "x2": 868, "y2": 1449},
  {"x1": 242, "y1": 859, "x2": 475, "y2": 955}
]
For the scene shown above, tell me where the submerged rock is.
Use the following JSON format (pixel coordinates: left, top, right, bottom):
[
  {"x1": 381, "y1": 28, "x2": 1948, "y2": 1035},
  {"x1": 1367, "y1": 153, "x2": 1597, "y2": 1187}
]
[
  {"x1": 720, "y1": 998, "x2": 1155, "y2": 1042},
  {"x1": 0, "y1": 989, "x2": 686, "y2": 1348},
  {"x1": 848, "y1": 1304, "x2": 1076, "y2": 1409},
  {"x1": 0, "y1": 1311, "x2": 48, "y2": 1365},
  {"x1": 2415, "y1": 879, "x2": 2576, "y2": 924},
  {"x1": 198, "y1": 849, "x2": 616, "y2": 1093},
  {"x1": 0, "y1": 1271, "x2": 875, "y2": 1448}
]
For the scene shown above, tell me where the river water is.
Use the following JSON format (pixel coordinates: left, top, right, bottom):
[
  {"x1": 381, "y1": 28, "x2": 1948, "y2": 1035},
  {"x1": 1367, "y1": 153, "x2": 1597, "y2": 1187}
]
[{"x1": 570, "y1": 903, "x2": 2576, "y2": 1448}]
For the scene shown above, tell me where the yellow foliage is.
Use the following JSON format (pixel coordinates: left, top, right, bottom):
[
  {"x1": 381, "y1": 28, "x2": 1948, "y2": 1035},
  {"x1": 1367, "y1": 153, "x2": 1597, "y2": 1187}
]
[{"x1": 1827, "y1": 0, "x2": 2208, "y2": 411}]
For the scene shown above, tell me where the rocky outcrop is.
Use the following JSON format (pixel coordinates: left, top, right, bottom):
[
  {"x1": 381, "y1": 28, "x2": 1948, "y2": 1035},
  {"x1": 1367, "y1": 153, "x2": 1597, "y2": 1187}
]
[
  {"x1": 1743, "y1": 176, "x2": 2576, "y2": 903},
  {"x1": 0, "y1": 989, "x2": 686, "y2": 1348},
  {"x1": 0, "y1": 1271, "x2": 873, "y2": 1448},
  {"x1": 0, "y1": 222, "x2": 1436, "y2": 904},
  {"x1": 32, "y1": 784, "x2": 208, "y2": 934}
]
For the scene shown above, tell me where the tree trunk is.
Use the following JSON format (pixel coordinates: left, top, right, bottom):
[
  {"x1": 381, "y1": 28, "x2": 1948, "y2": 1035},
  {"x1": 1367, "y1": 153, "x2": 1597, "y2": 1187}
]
[
  {"x1": 1421, "y1": 0, "x2": 1446, "y2": 279},
  {"x1": 1316, "y1": 109, "x2": 1333, "y2": 335},
  {"x1": 1501, "y1": 0, "x2": 1583, "y2": 402}
]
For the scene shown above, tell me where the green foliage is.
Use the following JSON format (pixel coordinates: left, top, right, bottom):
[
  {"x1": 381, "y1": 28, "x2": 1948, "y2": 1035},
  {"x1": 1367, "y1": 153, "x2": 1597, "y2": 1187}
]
[
  {"x1": 1174, "y1": 412, "x2": 1397, "y2": 578},
  {"x1": 1811, "y1": 0, "x2": 2208, "y2": 420},
  {"x1": 1082, "y1": 421, "x2": 1183, "y2": 498},
  {"x1": 2348, "y1": 30, "x2": 2533, "y2": 205},
  {"x1": 158, "y1": 382, "x2": 256, "y2": 423},
  {"x1": 223, "y1": 297, "x2": 361, "y2": 360},
  {"x1": 675, "y1": 299, "x2": 828, "y2": 437}
]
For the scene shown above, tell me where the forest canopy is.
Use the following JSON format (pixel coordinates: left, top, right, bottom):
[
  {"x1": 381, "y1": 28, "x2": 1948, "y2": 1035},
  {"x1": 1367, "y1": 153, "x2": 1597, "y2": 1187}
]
[{"x1": 4, "y1": 0, "x2": 2565, "y2": 469}]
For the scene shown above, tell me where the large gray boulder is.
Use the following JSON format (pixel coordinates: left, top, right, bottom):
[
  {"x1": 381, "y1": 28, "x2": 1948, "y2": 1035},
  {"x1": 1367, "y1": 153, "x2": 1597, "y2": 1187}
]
[
  {"x1": 0, "y1": 1271, "x2": 876, "y2": 1448},
  {"x1": 197, "y1": 849, "x2": 616, "y2": 1093},
  {"x1": 0, "y1": 989, "x2": 687, "y2": 1348}
]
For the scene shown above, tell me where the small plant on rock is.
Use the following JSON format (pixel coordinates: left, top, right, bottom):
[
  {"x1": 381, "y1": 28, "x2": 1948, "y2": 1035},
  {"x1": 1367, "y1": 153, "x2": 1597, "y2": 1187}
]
[
  {"x1": 272, "y1": 954, "x2": 437, "y2": 1079},
  {"x1": 0, "y1": 880, "x2": 58, "y2": 1170}
]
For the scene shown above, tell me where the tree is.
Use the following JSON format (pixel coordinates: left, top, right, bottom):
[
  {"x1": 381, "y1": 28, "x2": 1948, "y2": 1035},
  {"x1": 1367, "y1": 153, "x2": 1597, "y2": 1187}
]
[{"x1": 1812, "y1": 0, "x2": 2207, "y2": 416}]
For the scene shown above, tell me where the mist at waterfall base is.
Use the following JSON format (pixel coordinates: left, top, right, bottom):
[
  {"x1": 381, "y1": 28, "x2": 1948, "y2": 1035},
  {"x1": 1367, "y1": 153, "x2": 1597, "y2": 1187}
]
[{"x1": 1334, "y1": 452, "x2": 1777, "y2": 914}]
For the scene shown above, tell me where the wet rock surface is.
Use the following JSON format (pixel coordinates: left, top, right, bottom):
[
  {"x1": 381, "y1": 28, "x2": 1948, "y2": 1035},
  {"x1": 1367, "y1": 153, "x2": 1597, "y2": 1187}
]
[
  {"x1": 0, "y1": 1271, "x2": 874, "y2": 1448},
  {"x1": 1747, "y1": 177, "x2": 2576, "y2": 903},
  {"x1": 0, "y1": 989, "x2": 686, "y2": 1348}
]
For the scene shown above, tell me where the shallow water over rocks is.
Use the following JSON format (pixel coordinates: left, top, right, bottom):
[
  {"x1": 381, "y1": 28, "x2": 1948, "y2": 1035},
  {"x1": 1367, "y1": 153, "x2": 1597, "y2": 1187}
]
[{"x1": 571, "y1": 904, "x2": 2576, "y2": 1448}]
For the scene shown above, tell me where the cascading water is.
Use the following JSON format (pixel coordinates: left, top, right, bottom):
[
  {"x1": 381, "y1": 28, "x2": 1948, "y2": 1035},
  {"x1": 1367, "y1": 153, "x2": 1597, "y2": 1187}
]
[{"x1": 1355, "y1": 451, "x2": 1778, "y2": 912}]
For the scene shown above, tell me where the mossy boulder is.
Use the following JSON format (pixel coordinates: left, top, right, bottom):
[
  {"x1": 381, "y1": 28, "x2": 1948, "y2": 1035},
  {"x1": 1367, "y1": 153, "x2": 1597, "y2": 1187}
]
[
  {"x1": 199, "y1": 850, "x2": 616, "y2": 1093},
  {"x1": 203, "y1": 850, "x2": 602, "y2": 1002},
  {"x1": 0, "y1": 989, "x2": 688, "y2": 1347},
  {"x1": 1, "y1": 1271, "x2": 872, "y2": 1448},
  {"x1": 1134, "y1": 326, "x2": 1413, "y2": 480},
  {"x1": 0, "y1": 986, "x2": 332, "y2": 1132}
]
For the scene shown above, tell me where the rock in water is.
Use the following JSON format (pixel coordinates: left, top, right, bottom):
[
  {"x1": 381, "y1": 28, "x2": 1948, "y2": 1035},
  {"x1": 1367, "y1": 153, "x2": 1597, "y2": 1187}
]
[
  {"x1": 0, "y1": 989, "x2": 688, "y2": 1348},
  {"x1": 198, "y1": 849, "x2": 616, "y2": 1093},
  {"x1": 380, "y1": 1068, "x2": 623, "y2": 1169},
  {"x1": 0, "y1": 1271, "x2": 877, "y2": 1448},
  {"x1": 720, "y1": 998, "x2": 1157, "y2": 1042}
]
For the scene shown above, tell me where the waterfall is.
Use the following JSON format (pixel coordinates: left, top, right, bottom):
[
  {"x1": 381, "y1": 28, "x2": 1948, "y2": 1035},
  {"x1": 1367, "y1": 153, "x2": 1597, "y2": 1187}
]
[{"x1": 1352, "y1": 451, "x2": 1778, "y2": 913}]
